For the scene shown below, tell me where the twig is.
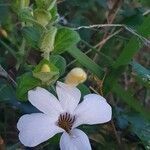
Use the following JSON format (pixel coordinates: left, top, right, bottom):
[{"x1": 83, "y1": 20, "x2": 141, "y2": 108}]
[
  {"x1": 96, "y1": 28, "x2": 122, "y2": 48},
  {"x1": 0, "y1": 135, "x2": 5, "y2": 150},
  {"x1": 73, "y1": 24, "x2": 150, "y2": 46},
  {"x1": 67, "y1": 29, "x2": 119, "y2": 67},
  {"x1": 90, "y1": 82, "x2": 122, "y2": 148},
  {"x1": 57, "y1": 0, "x2": 65, "y2": 4},
  {"x1": 0, "y1": 65, "x2": 17, "y2": 87},
  {"x1": 111, "y1": 120, "x2": 122, "y2": 147},
  {"x1": 74, "y1": 24, "x2": 123, "y2": 30},
  {"x1": 143, "y1": 9, "x2": 150, "y2": 16},
  {"x1": 89, "y1": 86, "x2": 99, "y2": 95}
]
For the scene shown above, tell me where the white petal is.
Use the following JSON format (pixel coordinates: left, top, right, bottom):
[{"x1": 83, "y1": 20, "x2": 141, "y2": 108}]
[
  {"x1": 28, "y1": 87, "x2": 63, "y2": 116},
  {"x1": 73, "y1": 94, "x2": 112, "y2": 128},
  {"x1": 17, "y1": 113, "x2": 63, "y2": 147},
  {"x1": 60, "y1": 129, "x2": 91, "y2": 150},
  {"x1": 56, "y1": 81, "x2": 81, "y2": 114}
]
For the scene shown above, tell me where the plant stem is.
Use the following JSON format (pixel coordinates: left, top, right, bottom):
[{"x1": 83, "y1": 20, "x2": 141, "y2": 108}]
[{"x1": 0, "y1": 40, "x2": 17, "y2": 59}]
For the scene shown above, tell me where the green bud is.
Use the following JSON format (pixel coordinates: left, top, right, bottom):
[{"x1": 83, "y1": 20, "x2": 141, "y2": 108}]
[
  {"x1": 33, "y1": 59, "x2": 59, "y2": 85},
  {"x1": 19, "y1": 8, "x2": 34, "y2": 24},
  {"x1": 34, "y1": 9, "x2": 51, "y2": 26},
  {"x1": 40, "y1": 27, "x2": 57, "y2": 52},
  {"x1": 21, "y1": 0, "x2": 30, "y2": 8},
  {"x1": 12, "y1": 0, "x2": 30, "y2": 12}
]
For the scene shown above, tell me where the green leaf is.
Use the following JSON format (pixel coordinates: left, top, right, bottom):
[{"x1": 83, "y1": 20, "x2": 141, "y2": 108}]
[
  {"x1": 116, "y1": 110, "x2": 150, "y2": 149},
  {"x1": 77, "y1": 83, "x2": 91, "y2": 98},
  {"x1": 0, "y1": 79, "x2": 15, "y2": 102},
  {"x1": 7, "y1": 142, "x2": 22, "y2": 150},
  {"x1": 67, "y1": 47, "x2": 104, "y2": 79},
  {"x1": 113, "y1": 16, "x2": 150, "y2": 68},
  {"x1": 49, "y1": 5, "x2": 59, "y2": 23},
  {"x1": 131, "y1": 61, "x2": 150, "y2": 79},
  {"x1": 137, "y1": 0, "x2": 150, "y2": 6},
  {"x1": 0, "y1": 40, "x2": 17, "y2": 59},
  {"x1": 104, "y1": 16, "x2": 150, "y2": 94},
  {"x1": 112, "y1": 83, "x2": 150, "y2": 121},
  {"x1": 22, "y1": 26, "x2": 41, "y2": 48},
  {"x1": 127, "y1": 115, "x2": 150, "y2": 149},
  {"x1": 131, "y1": 61, "x2": 150, "y2": 88},
  {"x1": 16, "y1": 73, "x2": 41, "y2": 101},
  {"x1": 18, "y1": 8, "x2": 45, "y2": 29},
  {"x1": 49, "y1": 55, "x2": 66, "y2": 76},
  {"x1": 53, "y1": 28, "x2": 80, "y2": 54}
]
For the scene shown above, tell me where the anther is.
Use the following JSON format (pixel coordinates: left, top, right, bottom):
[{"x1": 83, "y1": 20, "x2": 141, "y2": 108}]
[{"x1": 57, "y1": 112, "x2": 75, "y2": 133}]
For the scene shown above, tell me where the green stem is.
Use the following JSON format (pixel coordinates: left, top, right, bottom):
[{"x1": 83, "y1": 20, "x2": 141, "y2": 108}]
[
  {"x1": 0, "y1": 39, "x2": 17, "y2": 59},
  {"x1": 16, "y1": 38, "x2": 26, "y2": 70},
  {"x1": 42, "y1": 51, "x2": 50, "y2": 60}
]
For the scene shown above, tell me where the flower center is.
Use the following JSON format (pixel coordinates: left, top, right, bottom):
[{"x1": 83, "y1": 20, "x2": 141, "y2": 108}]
[{"x1": 57, "y1": 112, "x2": 75, "y2": 133}]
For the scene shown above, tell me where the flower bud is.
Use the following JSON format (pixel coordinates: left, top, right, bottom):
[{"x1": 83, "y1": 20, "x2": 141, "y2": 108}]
[
  {"x1": 34, "y1": 9, "x2": 51, "y2": 26},
  {"x1": 40, "y1": 27, "x2": 57, "y2": 52},
  {"x1": 21, "y1": 0, "x2": 30, "y2": 8},
  {"x1": 0, "y1": 28, "x2": 7, "y2": 38},
  {"x1": 33, "y1": 59, "x2": 59, "y2": 85},
  {"x1": 40, "y1": 64, "x2": 51, "y2": 73},
  {"x1": 35, "y1": 0, "x2": 56, "y2": 10},
  {"x1": 65, "y1": 67, "x2": 87, "y2": 86}
]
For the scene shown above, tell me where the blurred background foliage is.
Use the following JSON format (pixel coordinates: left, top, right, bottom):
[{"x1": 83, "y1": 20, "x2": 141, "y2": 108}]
[{"x1": 0, "y1": 0, "x2": 150, "y2": 149}]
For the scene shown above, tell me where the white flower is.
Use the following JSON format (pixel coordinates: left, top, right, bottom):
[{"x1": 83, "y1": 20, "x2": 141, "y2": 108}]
[{"x1": 17, "y1": 82, "x2": 112, "y2": 149}]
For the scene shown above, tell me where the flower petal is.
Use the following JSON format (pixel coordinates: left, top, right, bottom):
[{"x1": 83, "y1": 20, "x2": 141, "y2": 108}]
[
  {"x1": 28, "y1": 87, "x2": 63, "y2": 116},
  {"x1": 56, "y1": 81, "x2": 81, "y2": 114},
  {"x1": 17, "y1": 113, "x2": 63, "y2": 147},
  {"x1": 60, "y1": 129, "x2": 91, "y2": 150},
  {"x1": 73, "y1": 94, "x2": 112, "y2": 128}
]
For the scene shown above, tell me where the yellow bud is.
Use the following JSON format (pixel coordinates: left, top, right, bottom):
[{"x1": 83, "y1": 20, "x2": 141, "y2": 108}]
[
  {"x1": 40, "y1": 64, "x2": 51, "y2": 73},
  {"x1": 0, "y1": 28, "x2": 8, "y2": 38},
  {"x1": 65, "y1": 67, "x2": 87, "y2": 86}
]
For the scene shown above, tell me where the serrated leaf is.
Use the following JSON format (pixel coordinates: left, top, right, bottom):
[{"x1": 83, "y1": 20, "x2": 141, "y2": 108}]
[{"x1": 53, "y1": 28, "x2": 80, "y2": 54}]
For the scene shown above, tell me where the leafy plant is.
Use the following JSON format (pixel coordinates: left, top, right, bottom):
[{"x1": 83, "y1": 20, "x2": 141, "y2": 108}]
[{"x1": 0, "y1": 0, "x2": 150, "y2": 149}]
